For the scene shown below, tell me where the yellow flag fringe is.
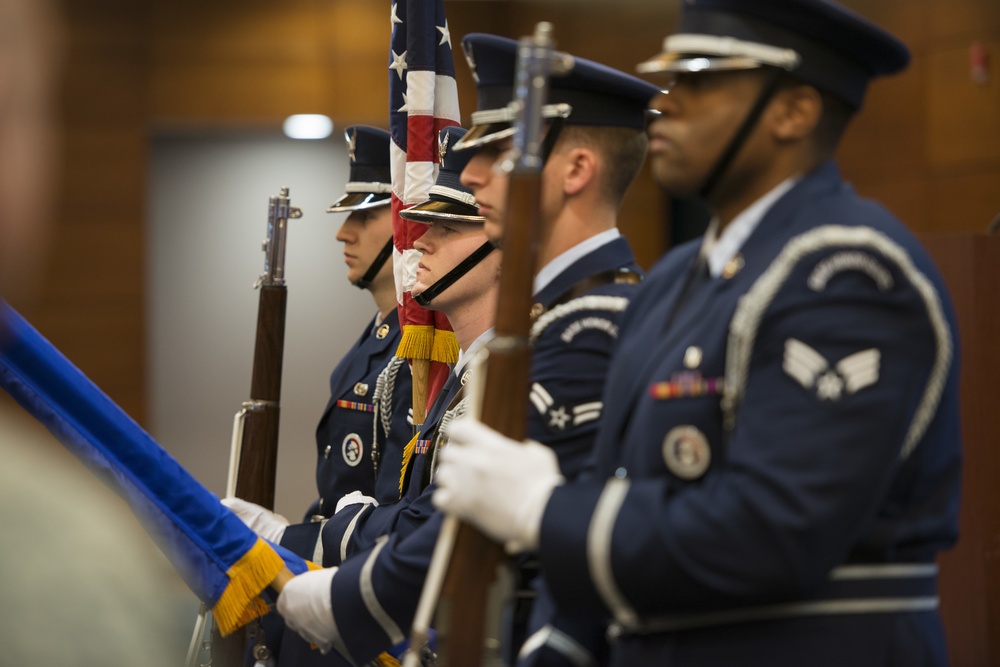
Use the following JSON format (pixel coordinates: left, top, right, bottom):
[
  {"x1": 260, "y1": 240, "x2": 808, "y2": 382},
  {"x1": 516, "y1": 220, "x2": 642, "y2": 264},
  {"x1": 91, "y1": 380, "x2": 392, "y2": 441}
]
[
  {"x1": 397, "y1": 325, "x2": 435, "y2": 360},
  {"x1": 212, "y1": 538, "x2": 286, "y2": 636},
  {"x1": 375, "y1": 652, "x2": 403, "y2": 667},
  {"x1": 398, "y1": 431, "x2": 420, "y2": 495},
  {"x1": 431, "y1": 329, "x2": 459, "y2": 364}
]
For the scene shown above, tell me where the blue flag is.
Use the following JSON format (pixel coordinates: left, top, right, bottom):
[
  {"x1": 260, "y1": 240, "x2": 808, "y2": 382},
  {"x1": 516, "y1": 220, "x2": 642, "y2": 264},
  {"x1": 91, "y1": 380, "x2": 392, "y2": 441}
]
[{"x1": 0, "y1": 302, "x2": 312, "y2": 636}]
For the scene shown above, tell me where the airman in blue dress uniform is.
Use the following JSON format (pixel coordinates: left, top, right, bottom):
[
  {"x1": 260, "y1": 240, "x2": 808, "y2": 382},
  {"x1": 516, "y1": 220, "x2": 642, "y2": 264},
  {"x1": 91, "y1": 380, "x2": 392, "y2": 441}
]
[
  {"x1": 434, "y1": 3, "x2": 963, "y2": 666},
  {"x1": 224, "y1": 125, "x2": 414, "y2": 666},
  {"x1": 275, "y1": 41, "x2": 661, "y2": 665},
  {"x1": 315, "y1": 125, "x2": 495, "y2": 565}
]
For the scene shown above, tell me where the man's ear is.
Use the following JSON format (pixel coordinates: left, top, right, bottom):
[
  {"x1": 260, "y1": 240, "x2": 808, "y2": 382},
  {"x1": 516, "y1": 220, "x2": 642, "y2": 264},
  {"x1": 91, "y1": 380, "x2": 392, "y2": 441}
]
[
  {"x1": 771, "y1": 84, "x2": 823, "y2": 142},
  {"x1": 562, "y1": 147, "x2": 598, "y2": 196}
]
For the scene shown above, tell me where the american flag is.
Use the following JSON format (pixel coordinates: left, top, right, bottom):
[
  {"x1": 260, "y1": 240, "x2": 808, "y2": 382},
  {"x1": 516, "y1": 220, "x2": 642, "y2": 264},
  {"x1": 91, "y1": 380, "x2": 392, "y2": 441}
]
[{"x1": 389, "y1": 0, "x2": 461, "y2": 419}]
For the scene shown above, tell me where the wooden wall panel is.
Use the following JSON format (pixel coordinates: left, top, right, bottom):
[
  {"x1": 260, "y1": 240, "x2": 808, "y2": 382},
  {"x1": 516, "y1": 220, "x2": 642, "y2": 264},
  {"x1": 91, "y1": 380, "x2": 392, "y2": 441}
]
[
  {"x1": 923, "y1": 234, "x2": 1000, "y2": 667},
  {"x1": 152, "y1": 62, "x2": 333, "y2": 122},
  {"x1": 14, "y1": 0, "x2": 151, "y2": 422},
  {"x1": 927, "y1": 0, "x2": 1000, "y2": 43},
  {"x1": 931, "y1": 169, "x2": 1000, "y2": 233},
  {"x1": 61, "y1": 129, "x2": 146, "y2": 214},
  {"x1": 926, "y1": 38, "x2": 1000, "y2": 167}
]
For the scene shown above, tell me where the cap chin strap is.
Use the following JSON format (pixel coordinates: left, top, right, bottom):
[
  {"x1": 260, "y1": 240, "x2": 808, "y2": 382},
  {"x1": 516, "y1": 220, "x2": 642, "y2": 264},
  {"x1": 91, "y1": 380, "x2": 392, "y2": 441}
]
[
  {"x1": 413, "y1": 240, "x2": 497, "y2": 307},
  {"x1": 352, "y1": 238, "x2": 394, "y2": 290},
  {"x1": 698, "y1": 67, "x2": 785, "y2": 200},
  {"x1": 410, "y1": 117, "x2": 563, "y2": 306}
]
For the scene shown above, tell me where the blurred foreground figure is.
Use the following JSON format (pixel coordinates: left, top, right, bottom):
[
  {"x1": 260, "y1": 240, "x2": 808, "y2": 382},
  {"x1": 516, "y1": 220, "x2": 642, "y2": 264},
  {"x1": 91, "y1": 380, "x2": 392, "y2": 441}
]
[{"x1": 0, "y1": 0, "x2": 191, "y2": 664}]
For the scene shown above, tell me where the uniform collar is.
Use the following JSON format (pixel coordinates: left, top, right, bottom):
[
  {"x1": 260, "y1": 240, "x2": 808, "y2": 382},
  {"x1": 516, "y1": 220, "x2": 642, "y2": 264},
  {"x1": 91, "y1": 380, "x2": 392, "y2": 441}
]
[
  {"x1": 703, "y1": 176, "x2": 799, "y2": 277},
  {"x1": 533, "y1": 228, "x2": 621, "y2": 296},
  {"x1": 455, "y1": 327, "x2": 495, "y2": 377}
]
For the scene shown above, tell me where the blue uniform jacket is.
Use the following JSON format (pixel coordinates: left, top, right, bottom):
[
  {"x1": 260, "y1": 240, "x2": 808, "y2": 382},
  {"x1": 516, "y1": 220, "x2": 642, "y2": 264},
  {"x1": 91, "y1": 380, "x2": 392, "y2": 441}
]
[
  {"x1": 264, "y1": 309, "x2": 413, "y2": 667},
  {"x1": 535, "y1": 162, "x2": 962, "y2": 667},
  {"x1": 317, "y1": 236, "x2": 645, "y2": 666},
  {"x1": 280, "y1": 308, "x2": 413, "y2": 559}
]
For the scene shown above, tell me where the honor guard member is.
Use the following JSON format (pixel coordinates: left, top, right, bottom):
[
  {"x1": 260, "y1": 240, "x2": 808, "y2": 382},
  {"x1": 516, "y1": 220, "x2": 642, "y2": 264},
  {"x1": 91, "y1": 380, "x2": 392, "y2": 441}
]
[
  {"x1": 276, "y1": 42, "x2": 660, "y2": 665},
  {"x1": 278, "y1": 125, "x2": 503, "y2": 665},
  {"x1": 315, "y1": 125, "x2": 496, "y2": 566},
  {"x1": 435, "y1": 3, "x2": 963, "y2": 667},
  {"x1": 457, "y1": 33, "x2": 655, "y2": 664},
  {"x1": 225, "y1": 125, "x2": 414, "y2": 666}
]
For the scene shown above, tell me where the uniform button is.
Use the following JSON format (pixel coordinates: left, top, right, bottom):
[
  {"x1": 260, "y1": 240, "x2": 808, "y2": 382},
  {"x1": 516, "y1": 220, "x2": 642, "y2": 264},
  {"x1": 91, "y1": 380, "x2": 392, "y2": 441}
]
[
  {"x1": 323, "y1": 445, "x2": 332, "y2": 459},
  {"x1": 722, "y1": 254, "x2": 745, "y2": 279},
  {"x1": 683, "y1": 346, "x2": 702, "y2": 369},
  {"x1": 614, "y1": 467, "x2": 628, "y2": 479}
]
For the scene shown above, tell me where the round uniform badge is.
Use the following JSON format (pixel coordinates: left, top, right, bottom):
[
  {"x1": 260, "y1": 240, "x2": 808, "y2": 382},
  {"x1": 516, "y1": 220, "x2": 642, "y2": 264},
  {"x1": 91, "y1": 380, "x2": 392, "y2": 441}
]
[
  {"x1": 662, "y1": 425, "x2": 711, "y2": 480},
  {"x1": 342, "y1": 433, "x2": 364, "y2": 467},
  {"x1": 376, "y1": 323, "x2": 390, "y2": 340}
]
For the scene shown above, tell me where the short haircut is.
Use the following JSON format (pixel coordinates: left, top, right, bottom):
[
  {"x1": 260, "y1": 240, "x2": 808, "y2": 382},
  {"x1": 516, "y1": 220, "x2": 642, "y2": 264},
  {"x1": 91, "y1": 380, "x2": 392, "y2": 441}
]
[
  {"x1": 555, "y1": 125, "x2": 650, "y2": 207},
  {"x1": 774, "y1": 71, "x2": 854, "y2": 156}
]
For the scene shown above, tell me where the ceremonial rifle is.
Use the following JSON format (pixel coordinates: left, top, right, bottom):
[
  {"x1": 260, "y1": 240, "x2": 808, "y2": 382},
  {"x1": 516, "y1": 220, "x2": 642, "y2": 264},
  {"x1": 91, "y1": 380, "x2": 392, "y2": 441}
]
[
  {"x1": 196, "y1": 187, "x2": 302, "y2": 667},
  {"x1": 404, "y1": 23, "x2": 567, "y2": 667}
]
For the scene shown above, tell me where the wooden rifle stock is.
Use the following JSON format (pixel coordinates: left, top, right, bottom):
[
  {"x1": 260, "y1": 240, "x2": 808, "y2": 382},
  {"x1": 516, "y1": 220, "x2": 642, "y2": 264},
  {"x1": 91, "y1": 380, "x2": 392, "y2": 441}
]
[
  {"x1": 235, "y1": 283, "x2": 286, "y2": 508},
  {"x1": 436, "y1": 172, "x2": 540, "y2": 666},
  {"x1": 209, "y1": 187, "x2": 301, "y2": 667}
]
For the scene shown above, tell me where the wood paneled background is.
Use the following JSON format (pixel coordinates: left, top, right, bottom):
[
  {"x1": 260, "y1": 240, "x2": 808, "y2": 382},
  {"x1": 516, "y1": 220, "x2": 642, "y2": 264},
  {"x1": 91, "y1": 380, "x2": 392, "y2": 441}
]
[{"x1": 8, "y1": 0, "x2": 998, "y2": 662}]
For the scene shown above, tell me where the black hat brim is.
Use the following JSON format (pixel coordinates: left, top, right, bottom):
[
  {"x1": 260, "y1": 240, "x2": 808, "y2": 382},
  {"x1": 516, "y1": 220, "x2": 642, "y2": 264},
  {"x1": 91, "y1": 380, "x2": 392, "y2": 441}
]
[
  {"x1": 327, "y1": 192, "x2": 392, "y2": 213},
  {"x1": 398, "y1": 199, "x2": 484, "y2": 224}
]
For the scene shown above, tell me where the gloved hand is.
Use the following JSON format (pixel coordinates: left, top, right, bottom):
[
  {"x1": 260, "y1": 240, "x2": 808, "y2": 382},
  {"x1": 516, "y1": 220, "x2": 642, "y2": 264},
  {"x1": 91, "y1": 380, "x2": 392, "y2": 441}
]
[
  {"x1": 335, "y1": 490, "x2": 379, "y2": 514},
  {"x1": 277, "y1": 566, "x2": 338, "y2": 653},
  {"x1": 433, "y1": 418, "x2": 564, "y2": 554},
  {"x1": 221, "y1": 497, "x2": 290, "y2": 543}
]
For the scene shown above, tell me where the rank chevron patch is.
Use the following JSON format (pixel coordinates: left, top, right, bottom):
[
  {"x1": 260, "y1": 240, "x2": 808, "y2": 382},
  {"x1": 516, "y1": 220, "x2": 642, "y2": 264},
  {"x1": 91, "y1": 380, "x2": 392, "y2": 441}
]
[
  {"x1": 529, "y1": 382, "x2": 603, "y2": 431},
  {"x1": 783, "y1": 338, "x2": 881, "y2": 401}
]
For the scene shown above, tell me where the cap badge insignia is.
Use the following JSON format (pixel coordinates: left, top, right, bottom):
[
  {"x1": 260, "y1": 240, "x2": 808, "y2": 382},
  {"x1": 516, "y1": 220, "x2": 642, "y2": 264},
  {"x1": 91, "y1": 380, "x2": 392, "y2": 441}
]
[
  {"x1": 438, "y1": 131, "x2": 450, "y2": 165},
  {"x1": 347, "y1": 128, "x2": 358, "y2": 163}
]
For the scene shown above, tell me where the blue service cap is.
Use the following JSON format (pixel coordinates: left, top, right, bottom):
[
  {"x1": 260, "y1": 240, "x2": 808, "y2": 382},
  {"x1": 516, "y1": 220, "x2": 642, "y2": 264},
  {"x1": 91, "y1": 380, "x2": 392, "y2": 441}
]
[
  {"x1": 327, "y1": 125, "x2": 392, "y2": 212},
  {"x1": 636, "y1": 0, "x2": 910, "y2": 109},
  {"x1": 455, "y1": 33, "x2": 661, "y2": 150},
  {"x1": 400, "y1": 127, "x2": 485, "y2": 224}
]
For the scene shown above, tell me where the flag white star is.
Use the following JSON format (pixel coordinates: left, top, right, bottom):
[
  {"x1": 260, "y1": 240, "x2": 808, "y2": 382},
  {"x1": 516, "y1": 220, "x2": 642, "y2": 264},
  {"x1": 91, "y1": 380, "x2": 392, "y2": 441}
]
[
  {"x1": 398, "y1": 91, "x2": 410, "y2": 113},
  {"x1": 389, "y1": 49, "x2": 408, "y2": 79},
  {"x1": 437, "y1": 20, "x2": 451, "y2": 48},
  {"x1": 390, "y1": 3, "x2": 402, "y2": 27}
]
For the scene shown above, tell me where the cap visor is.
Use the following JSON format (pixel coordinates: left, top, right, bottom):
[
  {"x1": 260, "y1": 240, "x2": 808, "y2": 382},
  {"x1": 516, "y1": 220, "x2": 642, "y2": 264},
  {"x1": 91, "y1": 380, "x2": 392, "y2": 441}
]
[
  {"x1": 452, "y1": 122, "x2": 516, "y2": 151},
  {"x1": 398, "y1": 200, "x2": 484, "y2": 224},
  {"x1": 326, "y1": 192, "x2": 391, "y2": 213},
  {"x1": 638, "y1": 52, "x2": 765, "y2": 75}
]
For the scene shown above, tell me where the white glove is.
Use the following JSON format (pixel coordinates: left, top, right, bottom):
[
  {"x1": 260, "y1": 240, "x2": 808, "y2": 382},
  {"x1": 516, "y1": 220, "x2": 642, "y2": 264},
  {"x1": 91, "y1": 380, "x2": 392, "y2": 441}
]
[
  {"x1": 433, "y1": 418, "x2": 564, "y2": 554},
  {"x1": 277, "y1": 566, "x2": 338, "y2": 653},
  {"x1": 334, "y1": 490, "x2": 379, "y2": 514},
  {"x1": 221, "y1": 497, "x2": 289, "y2": 543}
]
